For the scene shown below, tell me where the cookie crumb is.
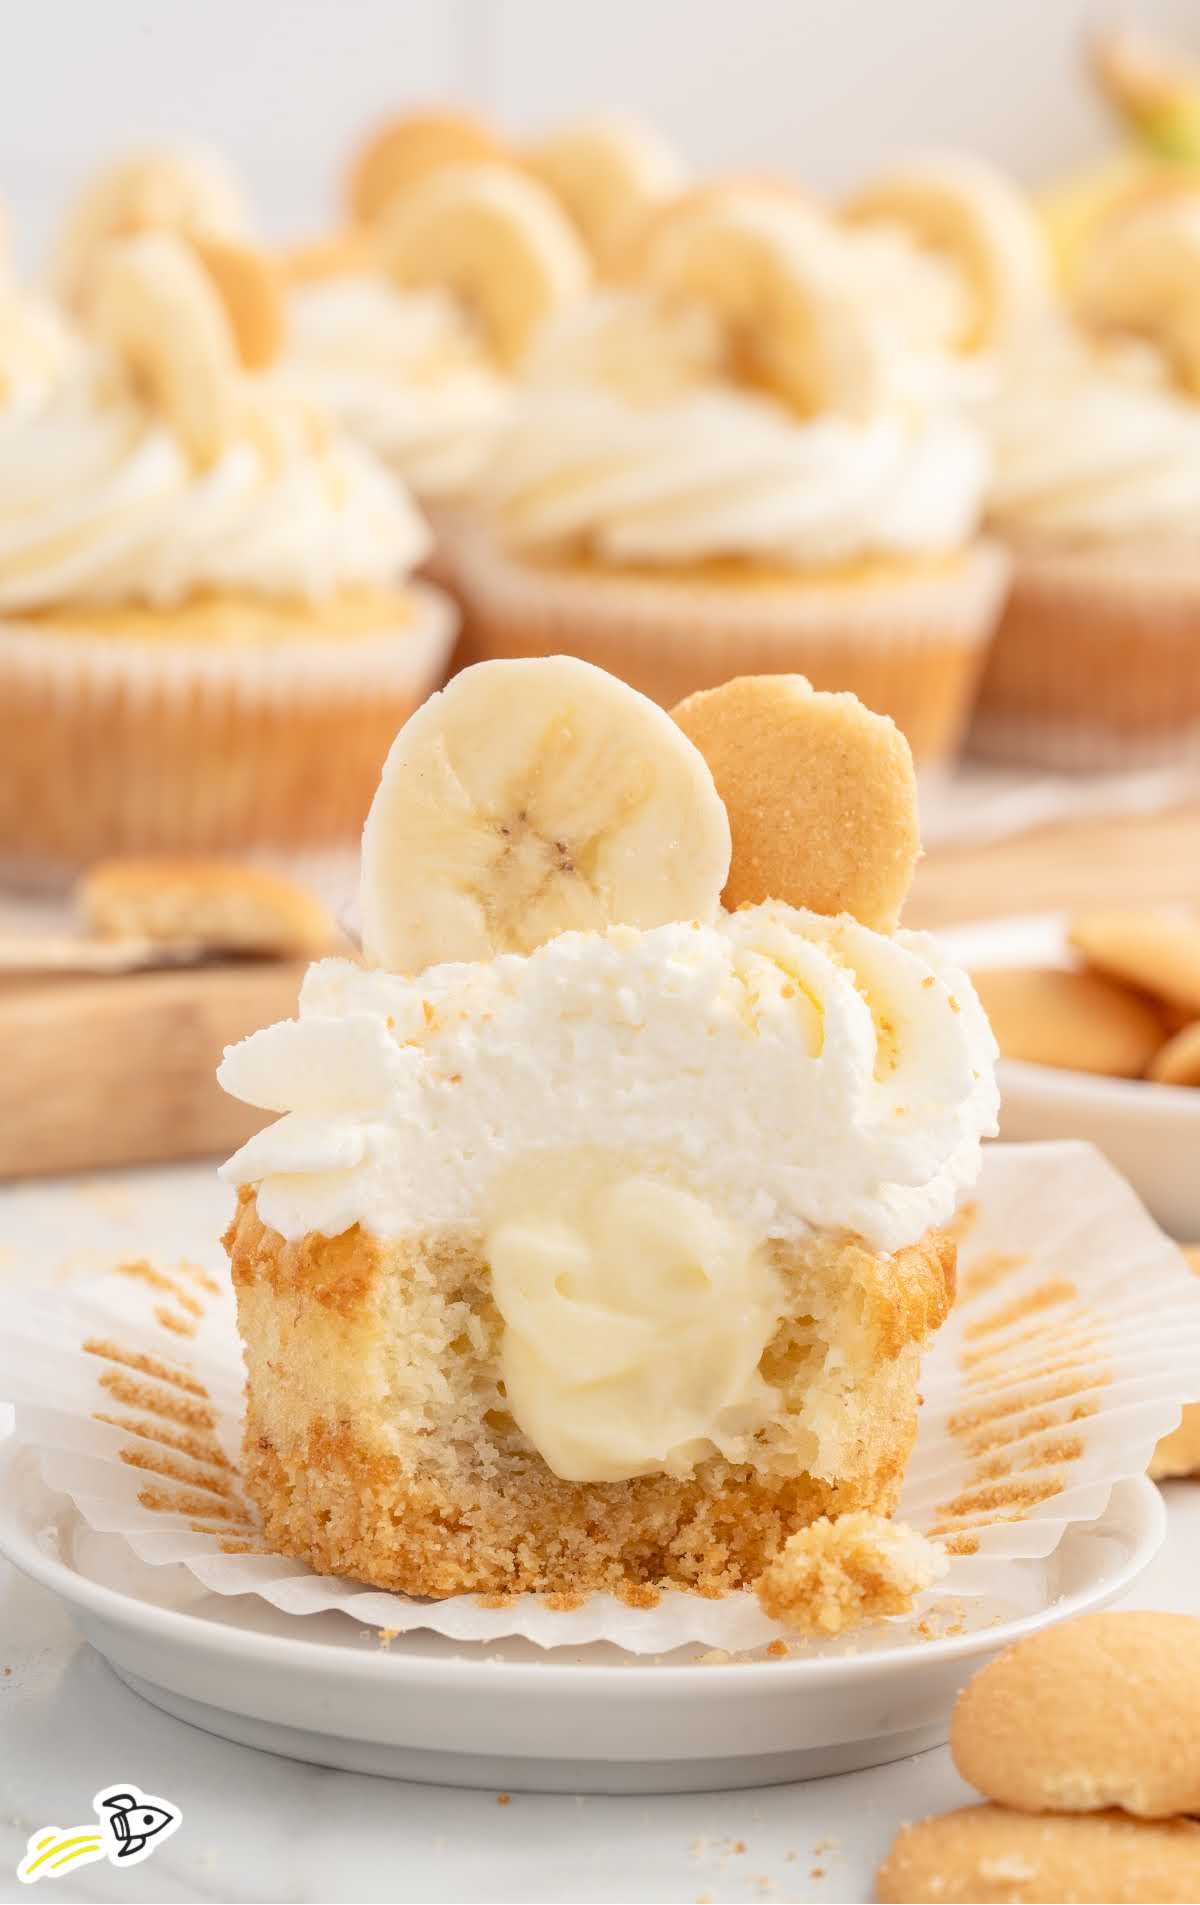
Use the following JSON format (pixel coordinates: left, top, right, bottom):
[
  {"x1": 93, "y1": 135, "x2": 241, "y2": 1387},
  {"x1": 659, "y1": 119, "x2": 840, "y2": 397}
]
[
  {"x1": 755, "y1": 1513, "x2": 945, "y2": 1635},
  {"x1": 495, "y1": 1793, "x2": 511, "y2": 1807}
]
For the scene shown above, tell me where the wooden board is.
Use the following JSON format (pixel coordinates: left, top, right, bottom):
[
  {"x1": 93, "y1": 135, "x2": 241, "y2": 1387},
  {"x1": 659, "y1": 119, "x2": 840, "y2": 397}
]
[{"x1": 0, "y1": 961, "x2": 306, "y2": 1180}]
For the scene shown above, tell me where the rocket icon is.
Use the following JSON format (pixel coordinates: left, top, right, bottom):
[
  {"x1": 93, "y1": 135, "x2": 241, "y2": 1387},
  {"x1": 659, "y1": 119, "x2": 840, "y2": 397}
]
[{"x1": 101, "y1": 1792, "x2": 178, "y2": 1861}]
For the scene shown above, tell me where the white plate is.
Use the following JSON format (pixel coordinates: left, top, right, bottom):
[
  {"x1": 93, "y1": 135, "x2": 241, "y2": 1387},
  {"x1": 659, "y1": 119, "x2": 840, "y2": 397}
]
[
  {"x1": 0, "y1": 1442, "x2": 1164, "y2": 1794},
  {"x1": 942, "y1": 913, "x2": 1200, "y2": 1239}
]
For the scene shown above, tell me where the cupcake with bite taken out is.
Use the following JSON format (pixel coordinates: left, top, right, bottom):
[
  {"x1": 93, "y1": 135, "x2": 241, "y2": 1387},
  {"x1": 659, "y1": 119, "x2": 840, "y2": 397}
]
[
  {"x1": 448, "y1": 189, "x2": 1014, "y2": 774},
  {"x1": 0, "y1": 230, "x2": 454, "y2": 881},
  {"x1": 219, "y1": 656, "x2": 997, "y2": 1599}
]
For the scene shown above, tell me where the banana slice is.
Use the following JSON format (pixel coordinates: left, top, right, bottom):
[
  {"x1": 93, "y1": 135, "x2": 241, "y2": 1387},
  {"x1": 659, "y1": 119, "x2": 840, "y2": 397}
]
[
  {"x1": 190, "y1": 235, "x2": 285, "y2": 370},
  {"x1": 640, "y1": 196, "x2": 886, "y2": 419},
  {"x1": 346, "y1": 108, "x2": 506, "y2": 226},
  {"x1": 54, "y1": 146, "x2": 248, "y2": 311},
  {"x1": 360, "y1": 655, "x2": 732, "y2": 974},
  {"x1": 612, "y1": 175, "x2": 818, "y2": 281},
  {"x1": 375, "y1": 163, "x2": 590, "y2": 368},
  {"x1": 1077, "y1": 201, "x2": 1200, "y2": 395},
  {"x1": 672, "y1": 674, "x2": 919, "y2": 933},
  {"x1": 844, "y1": 153, "x2": 1049, "y2": 349},
  {"x1": 91, "y1": 233, "x2": 239, "y2": 466},
  {"x1": 522, "y1": 116, "x2": 686, "y2": 271},
  {"x1": 279, "y1": 227, "x2": 375, "y2": 286}
]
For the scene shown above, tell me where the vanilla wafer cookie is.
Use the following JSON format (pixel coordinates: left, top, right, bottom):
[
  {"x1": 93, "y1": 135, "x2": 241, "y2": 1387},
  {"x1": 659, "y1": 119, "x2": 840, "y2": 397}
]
[
  {"x1": 876, "y1": 1805, "x2": 1200, "y2": 1904},
  {"x1": 969, "y1": 966, "x2": 1165, "y2": 1077}
]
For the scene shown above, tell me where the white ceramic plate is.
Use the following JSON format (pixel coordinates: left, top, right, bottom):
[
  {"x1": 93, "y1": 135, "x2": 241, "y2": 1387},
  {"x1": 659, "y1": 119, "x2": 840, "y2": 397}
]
[
  {"x1": 942, "y1": 913, "x2": 1200, "y2": 1240},
  {"x1": 0, "y1": 1442, "x2": 1164, "y2": 1795}
]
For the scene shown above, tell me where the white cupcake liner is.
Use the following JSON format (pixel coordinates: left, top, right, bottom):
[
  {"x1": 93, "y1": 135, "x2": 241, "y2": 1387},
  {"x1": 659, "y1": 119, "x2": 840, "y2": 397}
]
[
  {"x1": 973, "y1": 541, "x2": 1200, "y2": 771},
  {"x1": 0, "y1": 583, "x2": 458, "y2": 879},
  {"x1": 447, "y1": 523, "x2": 1010, "y2": 766},
  {"x1": 1, "y1": 1141, "x2": 1196, "y2": 1654}
]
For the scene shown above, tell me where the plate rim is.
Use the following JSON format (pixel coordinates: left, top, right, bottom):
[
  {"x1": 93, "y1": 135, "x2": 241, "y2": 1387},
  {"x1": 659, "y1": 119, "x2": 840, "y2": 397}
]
[
  {"x1": 0, "y1": 1442, "x2": 1166, "y2": 1693},
  {"x1": 939, "y1": 911, "x2": 1200, "y2": 1113}
]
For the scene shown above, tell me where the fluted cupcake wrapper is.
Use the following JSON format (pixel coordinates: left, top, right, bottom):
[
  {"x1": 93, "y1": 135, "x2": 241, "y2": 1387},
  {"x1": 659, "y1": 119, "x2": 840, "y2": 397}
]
[
  {"x1": 444, "y1": 524, "x2": 1010, "y2": 768},
  {"x1": 0, "y1": 583, "x2": 458, "y2": 884},
  {"x1": 973, "y1": 542, "x2": 1200, "y2": 772},
  {"x1": 2, "y1": 1143, "x2": 1196, "y2": 1652}
]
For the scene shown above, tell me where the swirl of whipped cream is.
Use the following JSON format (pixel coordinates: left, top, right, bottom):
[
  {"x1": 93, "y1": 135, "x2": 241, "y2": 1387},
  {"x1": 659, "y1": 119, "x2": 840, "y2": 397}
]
[
  {"x1": 987, "y1": 317, "x2": 1200, "y2": 544},
  {"x1": 218, "y1": 901, "x2": 998, "y2": 1256},
  {"x1": 490, "y1": 294, "x2": 989, "y2": 566},
  {"x1": 0, "y1": 354, "x2": 430, "y2": 611},
  {"x1": 283, "y1": 278, "x2": 510, "y2": 499}
]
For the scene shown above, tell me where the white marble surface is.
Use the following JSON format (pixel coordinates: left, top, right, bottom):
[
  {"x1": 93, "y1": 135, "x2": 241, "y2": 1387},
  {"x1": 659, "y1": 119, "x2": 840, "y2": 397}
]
[{"x1": 0, "y1": 1165, "x2": 1197, "y2": 1904}]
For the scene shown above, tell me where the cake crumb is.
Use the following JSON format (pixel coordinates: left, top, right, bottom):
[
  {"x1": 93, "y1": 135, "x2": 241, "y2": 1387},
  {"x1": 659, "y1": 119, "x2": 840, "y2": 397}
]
[
  {"x1": 810, "y1": 1868, "x2": 825, "y2": 1880},
  {"x1": 755, "y1": 1513, "x2": 945, "y2": 1636},
  {"x1": 765, "y1": 1638, "x2": 789, "y2": 1659},
  {"x1": 698, "y1": 1648, "x2": 734, "y2": 1665},
  {"x1": 375, "y1": 1627, "x2": 399, "y2": 1650},
  {"x1": 733, "y1": 1840, "x2": 746, "y2": 1854},
  {"x1": 495, "y1": 1793, "x2": 511, "y2": 1807}
]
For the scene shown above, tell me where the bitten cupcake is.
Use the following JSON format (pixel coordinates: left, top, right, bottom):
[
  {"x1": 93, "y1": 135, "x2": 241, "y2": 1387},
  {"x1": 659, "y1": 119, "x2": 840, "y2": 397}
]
[
  {"x1": 976, "y1": 202, "x2": 1200, "y2": 769},
  {"x1": 280, "y1": 163, "x2": 590, "y2": 566},
  {"x1": 0, "y1": 231, "x2": 455, "y2": 881},
  {"x1": 448, "y1": 193, "x2": 1010, "y2": 773},
  {"x1": 219, "y1": 659, "x2": 997, "y2": 1599}
]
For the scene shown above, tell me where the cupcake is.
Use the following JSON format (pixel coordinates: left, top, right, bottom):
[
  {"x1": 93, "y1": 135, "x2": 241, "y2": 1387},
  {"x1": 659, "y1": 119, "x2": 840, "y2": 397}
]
[
  {"x1": 975, "y1": 202, "x2": 1200, "y2": 769},
  {"x1": 0, "y1": 231, "x2": 455, "y2": 882},
  {"x1": 449, "y1": 192, "x2": 1011, "y2": 773},
  {"x1": 219, "y1": 658, "x2": 997, "y2": 1599},
  {"x1": 280, "y1": 163, "x2": 590, "y2": 574}
]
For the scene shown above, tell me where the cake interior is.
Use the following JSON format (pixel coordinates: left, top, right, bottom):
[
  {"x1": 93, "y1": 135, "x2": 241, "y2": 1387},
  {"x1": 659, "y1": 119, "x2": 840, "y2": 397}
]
[{"x1": 228, "y1": 1189, "x2": 954, "y2": 1599}]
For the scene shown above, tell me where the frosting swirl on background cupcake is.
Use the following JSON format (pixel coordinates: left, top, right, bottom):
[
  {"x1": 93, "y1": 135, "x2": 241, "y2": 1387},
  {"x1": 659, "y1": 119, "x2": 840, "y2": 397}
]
[
  {"x1": 282, "y1": 278, "x2": 510, "y2": 500},
  {"x1": 488, "y1": 291, "x2": 989, "y2": 568},
  {"x1": 0, "y1": 356, "x2": 429, "y2": 612}
]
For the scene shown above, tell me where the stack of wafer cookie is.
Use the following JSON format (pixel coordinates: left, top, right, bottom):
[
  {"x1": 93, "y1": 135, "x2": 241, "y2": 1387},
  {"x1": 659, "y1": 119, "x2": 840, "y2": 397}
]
[{"x1": 877, "y1": 1612, "x2": 1200, "y2": 1902}]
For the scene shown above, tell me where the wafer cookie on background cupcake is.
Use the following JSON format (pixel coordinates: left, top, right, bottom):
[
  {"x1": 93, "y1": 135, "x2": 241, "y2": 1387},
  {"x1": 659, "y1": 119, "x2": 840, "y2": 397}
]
[
  {"x1": 0, "y1": 229, "x2": 454, "y2": 881},
  {"x1": 449, "y1": 180, "x2": 1017, "y2": 773}
]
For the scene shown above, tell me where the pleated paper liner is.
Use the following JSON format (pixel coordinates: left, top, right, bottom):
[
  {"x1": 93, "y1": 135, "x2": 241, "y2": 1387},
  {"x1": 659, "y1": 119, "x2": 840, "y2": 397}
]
[
  {"x1": 446, "y1": 524, "x2": 1010, "y2": 771},
  {"x1": 2, "y1": 1142, "x2": 1197, "y2": 1654},
  {"x1": 0, "y1": 582, "x2": 457, "y2": 886},
  {"x1": 972, "y1": 542, "x2": 1200, "y2": 771}
]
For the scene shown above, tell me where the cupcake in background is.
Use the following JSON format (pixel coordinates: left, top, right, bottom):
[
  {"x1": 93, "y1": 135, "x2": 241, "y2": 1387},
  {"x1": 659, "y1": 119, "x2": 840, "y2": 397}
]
[
  {"x1": 0, "y1": 230, "x2": 455, "y2": 883},
  {"x1": 53, "y1": 144, "x2": 251, "y2": 313},
  {"x1": 975, "y1": 200, "x2": 1200, "y2": 770},
  {"x1": 280, "y1": 160, "x2": 590, "y2": 578},
  {"x1": 449, "y1": 189, "x2": 1010, "y2": 773}
]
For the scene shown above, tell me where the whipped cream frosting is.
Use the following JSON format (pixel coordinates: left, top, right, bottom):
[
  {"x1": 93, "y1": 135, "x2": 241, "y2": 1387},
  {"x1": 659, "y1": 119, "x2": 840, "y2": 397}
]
[
  {"x1": 0, "y1": 355, "x2": 430, "y2": 611},
  {"x1": 490, "y1": 294, "x2": 989, "y2": 567},
  {"x1": 284, "y1": 278, "x2": 510, "y2": 500},
  {"x1": 987, "y1": 317, "x2": 1200, "y2": 545},
  {"x1": 219, "y1": 902, "x2": 999, "y2": 1257}
]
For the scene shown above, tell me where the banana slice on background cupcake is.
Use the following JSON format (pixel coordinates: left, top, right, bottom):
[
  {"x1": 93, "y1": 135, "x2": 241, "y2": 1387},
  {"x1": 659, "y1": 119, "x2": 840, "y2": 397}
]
[
  {"x1": 373, "y1": 162, "x2": 591, "y2": 369},
  {"x1": 1076, "y1": 199, "x2": 1200, "y2": 396},
  {"x1": 844, "y1": 151, "x2": 1050, "y2": 350},
  {"x1": 521, "y1": 115, "x2": 687, "y2": 272},
  {"x1": 53, "y1": 145, "x2": 250, "y2": 312},
  {"x1": 346, "y1": 106, "x2": 508, "y2": 227},
  {"x1": 638, "y1": 193, "x2": 887, "y2": 419}
]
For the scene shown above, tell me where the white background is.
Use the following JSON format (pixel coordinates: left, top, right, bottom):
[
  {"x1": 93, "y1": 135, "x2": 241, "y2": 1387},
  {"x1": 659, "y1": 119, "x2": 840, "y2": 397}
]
[{"x1": 4, "y1": 0, "x2": 1200, "y2": 269}]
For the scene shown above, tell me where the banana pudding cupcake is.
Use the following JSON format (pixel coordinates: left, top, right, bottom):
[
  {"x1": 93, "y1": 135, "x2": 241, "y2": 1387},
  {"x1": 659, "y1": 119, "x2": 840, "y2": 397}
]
[
  {"x1": 0, "y1": 231, "x2": 454, "y2": 880},
  {"x1": 219, "y1": 658, "x2": 997, "y2": 1599},
  {"x1": 281, "y1": 163, "x2": 590, "y2": 567},
  {"x1": 975, "y1": 202, "x2": 1200, "y2": 768},
  {"x1": 449, "y1": 193, "x2": 1010, "y2": 772}
]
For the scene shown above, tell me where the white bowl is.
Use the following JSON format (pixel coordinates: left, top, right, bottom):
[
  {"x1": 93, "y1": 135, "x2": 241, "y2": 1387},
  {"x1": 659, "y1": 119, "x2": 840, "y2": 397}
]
[{"x1": 941, "y1": 914, "x2": 1200, "y2": 1240}]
